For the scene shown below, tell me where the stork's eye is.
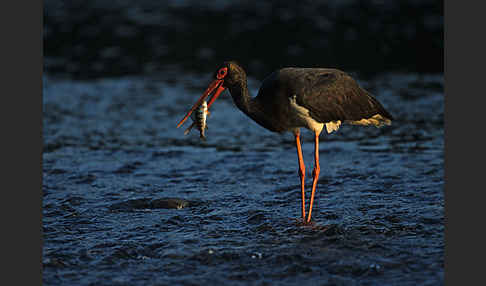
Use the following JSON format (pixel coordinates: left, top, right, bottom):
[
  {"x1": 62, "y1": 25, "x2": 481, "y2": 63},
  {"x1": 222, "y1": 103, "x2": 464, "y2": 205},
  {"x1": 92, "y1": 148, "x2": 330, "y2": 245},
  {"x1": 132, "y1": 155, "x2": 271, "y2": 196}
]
[{"x1": 217, "y1": 67, "x2": 228, "y2": 79}]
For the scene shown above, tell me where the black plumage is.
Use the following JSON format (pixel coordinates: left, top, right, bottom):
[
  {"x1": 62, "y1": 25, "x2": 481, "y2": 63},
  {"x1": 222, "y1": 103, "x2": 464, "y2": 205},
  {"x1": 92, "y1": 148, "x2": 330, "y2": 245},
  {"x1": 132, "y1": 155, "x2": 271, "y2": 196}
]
[
  {"x1": 222, "y1": 61, "x2": 392, "y2": 133},
  {"x1": 177, "y1": 60, "x2": 393, "y2": 224}
]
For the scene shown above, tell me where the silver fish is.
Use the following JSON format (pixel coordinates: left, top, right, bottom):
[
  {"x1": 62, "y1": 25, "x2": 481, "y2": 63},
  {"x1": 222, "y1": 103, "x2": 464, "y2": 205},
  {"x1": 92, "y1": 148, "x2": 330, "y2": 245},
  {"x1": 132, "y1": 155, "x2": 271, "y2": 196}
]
[{"x1": 184, "y1": 101, "x2": 209, "y2": 140}]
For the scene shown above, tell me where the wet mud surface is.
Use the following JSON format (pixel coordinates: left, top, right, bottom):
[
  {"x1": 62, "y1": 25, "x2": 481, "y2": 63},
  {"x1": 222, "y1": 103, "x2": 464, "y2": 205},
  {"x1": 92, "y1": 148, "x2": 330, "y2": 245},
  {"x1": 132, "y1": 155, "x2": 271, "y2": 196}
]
[{"x1": 43, "y1": 72, "x2": 443, "y2": 285}]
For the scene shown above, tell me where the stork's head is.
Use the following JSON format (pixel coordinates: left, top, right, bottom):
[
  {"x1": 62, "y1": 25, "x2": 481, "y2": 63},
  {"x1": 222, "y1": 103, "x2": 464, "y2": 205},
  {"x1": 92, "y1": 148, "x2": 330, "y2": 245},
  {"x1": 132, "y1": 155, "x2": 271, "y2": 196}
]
[
  {"x1": 212, "y1": 61, "x2": 247, "y2": 88},
  {"x1": 176, "y1": 61, "x2": 245, "y2": 128}
]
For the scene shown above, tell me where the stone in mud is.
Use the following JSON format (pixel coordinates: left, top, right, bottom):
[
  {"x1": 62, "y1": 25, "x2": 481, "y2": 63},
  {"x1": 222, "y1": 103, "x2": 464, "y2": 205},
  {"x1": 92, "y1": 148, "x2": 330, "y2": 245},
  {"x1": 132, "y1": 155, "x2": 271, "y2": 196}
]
[{"x1": 150, "y1": 198, "x2": 190, "y2": 209}]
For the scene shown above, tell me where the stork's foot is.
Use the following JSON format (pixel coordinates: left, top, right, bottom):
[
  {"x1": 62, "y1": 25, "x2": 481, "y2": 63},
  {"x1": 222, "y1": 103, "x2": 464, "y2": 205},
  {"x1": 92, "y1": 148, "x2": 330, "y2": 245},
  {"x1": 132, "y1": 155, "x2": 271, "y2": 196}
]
[
  {"x1": 292, "y1": 218, "x2": 333, "y2": 232},
  {"x1": 302, "y1": 219, "x2": 315, "y2": 226},
  {"x1": 290, "y1": 217, "x2": 315, "y2": 226}
]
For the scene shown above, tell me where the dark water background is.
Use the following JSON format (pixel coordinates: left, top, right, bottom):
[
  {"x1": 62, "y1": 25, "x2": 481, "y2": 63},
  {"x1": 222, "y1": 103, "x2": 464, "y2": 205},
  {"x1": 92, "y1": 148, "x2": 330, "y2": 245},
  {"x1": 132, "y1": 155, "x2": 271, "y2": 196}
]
[{"x1": 43, "y1": 1, "x2": 444, "y2": 285}]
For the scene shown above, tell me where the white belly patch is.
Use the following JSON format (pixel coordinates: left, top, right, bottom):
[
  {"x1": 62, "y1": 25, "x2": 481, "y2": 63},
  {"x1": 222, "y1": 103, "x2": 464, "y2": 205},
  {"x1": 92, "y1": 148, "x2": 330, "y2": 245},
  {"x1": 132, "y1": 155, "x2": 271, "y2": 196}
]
[{"x1": 288, "y1": 95, "x2": 324, "y2": 134}]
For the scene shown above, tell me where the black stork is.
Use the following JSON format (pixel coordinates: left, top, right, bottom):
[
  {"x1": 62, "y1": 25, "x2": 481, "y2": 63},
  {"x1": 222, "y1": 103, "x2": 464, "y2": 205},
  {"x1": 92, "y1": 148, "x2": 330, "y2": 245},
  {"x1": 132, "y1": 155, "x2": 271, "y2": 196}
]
[{"x1": 177, "y1": 61, "x2": 393, "y2": 224}]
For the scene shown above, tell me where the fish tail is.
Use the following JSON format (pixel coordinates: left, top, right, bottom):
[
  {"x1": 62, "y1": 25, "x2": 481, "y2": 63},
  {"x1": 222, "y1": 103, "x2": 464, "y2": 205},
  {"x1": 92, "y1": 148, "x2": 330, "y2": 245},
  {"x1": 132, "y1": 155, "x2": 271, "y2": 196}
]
[{"x1": 184, "y1": 122, "x2": 195, "y2": 135}]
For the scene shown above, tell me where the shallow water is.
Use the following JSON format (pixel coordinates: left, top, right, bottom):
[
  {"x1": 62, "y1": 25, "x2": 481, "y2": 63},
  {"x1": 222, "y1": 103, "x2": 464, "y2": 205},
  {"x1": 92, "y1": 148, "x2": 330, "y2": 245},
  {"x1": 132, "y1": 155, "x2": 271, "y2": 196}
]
[{"x1": 42, "y1": 72, "x2": 443, "y2": 285}]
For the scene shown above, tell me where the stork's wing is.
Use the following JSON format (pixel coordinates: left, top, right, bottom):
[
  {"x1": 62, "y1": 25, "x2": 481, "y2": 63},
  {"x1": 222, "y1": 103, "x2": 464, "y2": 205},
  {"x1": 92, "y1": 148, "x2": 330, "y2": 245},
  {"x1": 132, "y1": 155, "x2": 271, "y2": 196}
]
[{"x1": 293, "y1": 69, "x2": 393, "y2": 124}]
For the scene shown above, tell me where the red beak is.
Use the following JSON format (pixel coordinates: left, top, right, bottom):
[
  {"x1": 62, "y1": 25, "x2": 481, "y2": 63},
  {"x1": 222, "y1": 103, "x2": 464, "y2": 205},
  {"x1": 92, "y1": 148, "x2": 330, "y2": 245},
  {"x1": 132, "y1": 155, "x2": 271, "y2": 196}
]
[{"x1": 176, "y1": 79, "x2": 226, "y2": 128}]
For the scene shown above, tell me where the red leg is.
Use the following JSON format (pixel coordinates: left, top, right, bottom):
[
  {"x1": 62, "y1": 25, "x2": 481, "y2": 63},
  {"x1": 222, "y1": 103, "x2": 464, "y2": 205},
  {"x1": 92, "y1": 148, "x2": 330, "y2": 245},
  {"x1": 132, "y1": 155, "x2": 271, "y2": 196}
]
[
  {"x1": 294, "y1": 130, "x2": 306, "y2": 220},
  {"x1": 306, "y1": 132, "x2": 321, "y2": 223}
]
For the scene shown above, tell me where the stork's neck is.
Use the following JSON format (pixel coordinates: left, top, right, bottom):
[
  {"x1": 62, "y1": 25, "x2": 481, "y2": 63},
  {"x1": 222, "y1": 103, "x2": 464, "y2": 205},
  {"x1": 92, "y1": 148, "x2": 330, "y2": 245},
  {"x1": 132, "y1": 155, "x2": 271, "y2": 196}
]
[
  {"x1": 228, "y1": 80, "x2": 253, "y2": 115},
  {"x1": 227, "y1": 78, "x2": 270, "y2": 130}
]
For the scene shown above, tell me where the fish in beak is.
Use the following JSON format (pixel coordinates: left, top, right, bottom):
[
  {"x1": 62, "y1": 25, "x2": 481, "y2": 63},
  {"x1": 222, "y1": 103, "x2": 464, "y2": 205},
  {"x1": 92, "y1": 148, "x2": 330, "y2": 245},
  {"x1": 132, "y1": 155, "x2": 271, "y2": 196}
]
[{"x1": 176, "y1": 67, "x2": 228, "y2": 128}]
